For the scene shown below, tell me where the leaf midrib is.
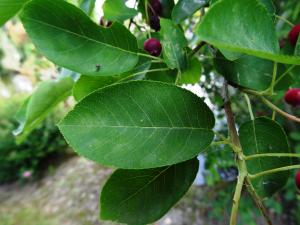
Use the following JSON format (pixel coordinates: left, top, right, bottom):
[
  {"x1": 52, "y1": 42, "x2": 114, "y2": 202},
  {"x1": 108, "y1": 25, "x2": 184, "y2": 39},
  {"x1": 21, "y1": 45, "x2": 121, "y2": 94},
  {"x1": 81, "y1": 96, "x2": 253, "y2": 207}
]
[
  {"x1": 21, "y1": 16, "x2": 137, "y2": 56},
  {"x1": 117, "y1": 166, "x2": 171, "y2": 208},
  {"x1": 59, "y1": 124, "x2": 212, "y2": 130},
  {"x1": 252, "y1": 120, "x2": 263, "y2": 175}
]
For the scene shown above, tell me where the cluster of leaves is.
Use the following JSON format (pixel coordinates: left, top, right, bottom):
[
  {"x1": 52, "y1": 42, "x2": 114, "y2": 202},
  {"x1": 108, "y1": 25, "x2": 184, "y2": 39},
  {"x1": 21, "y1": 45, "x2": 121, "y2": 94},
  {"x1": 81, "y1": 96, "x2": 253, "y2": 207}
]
[{"x1": 1, "y1": 0, "x2": 300, "y2": 224}]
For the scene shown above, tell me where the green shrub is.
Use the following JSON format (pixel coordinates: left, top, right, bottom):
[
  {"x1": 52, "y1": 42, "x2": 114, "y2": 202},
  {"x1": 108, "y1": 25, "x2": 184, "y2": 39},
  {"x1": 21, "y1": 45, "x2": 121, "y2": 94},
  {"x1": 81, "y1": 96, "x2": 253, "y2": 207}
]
[{"x1": 0, "y1": 95, "x2": 67, "y2": 183}]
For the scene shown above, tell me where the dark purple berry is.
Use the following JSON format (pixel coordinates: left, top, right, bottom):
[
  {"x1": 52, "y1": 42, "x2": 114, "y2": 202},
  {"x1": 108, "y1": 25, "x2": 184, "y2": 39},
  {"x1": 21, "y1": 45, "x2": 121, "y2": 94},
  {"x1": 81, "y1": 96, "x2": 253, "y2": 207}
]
[
  {"x1": 149, "y1": 15, "x2": 161, "y2": 31},
  {"x1": 148, "y1": 0, "x2": 162, "y2": 16},
  {"x1": 144, "y1": 38, "x2": 162, "y2": 56}
]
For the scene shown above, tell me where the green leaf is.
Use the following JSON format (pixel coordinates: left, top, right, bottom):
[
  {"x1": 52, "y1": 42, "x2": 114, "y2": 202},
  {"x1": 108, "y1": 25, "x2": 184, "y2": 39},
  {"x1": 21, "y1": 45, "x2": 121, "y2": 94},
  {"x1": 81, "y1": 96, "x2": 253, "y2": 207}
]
[
  {"x1": 79, "y1": 0, "x2": 96, "y2": 15},
  {"x1": 239, "y1": 117, "x2": 291, "y2": 198},
  {"x1": 59, "y1": 81, "x2": 215, "y2": 169},
  {"x1": 100, "y1": 158, "x2": 199, "y2": 224},
  {"x1": 14, "y1": 77, "x2": 74, "y2": 143},
  {"x1": 219, "y1": 49, "x2": 243, "y2": 61},
  {"x1": 179, "y1": 57, "x2": 202, "y2": 85},
  {"x1": 172, "y1": 0, "x2": 208, "y2": 24},
  {"x1": 260, "y1": 0, "x2": 275, "y2": 15},
  {"x1": 160, "y1": 18, "x2": 187, "y2": 70},
  {"x1": 196, "y1": 0, "x2": 300, "y2": 65},
  {"x1": 0, "y1": 0, "x2": 29, "y2": 26},
  {"x1": 145, "y1": 63, "x2": 176, "y2": 83},
  {"x1": 20, "y1": 0, "x2": 139, "y2": 76},
  {"x1": 160, "y1": 0, "x2": 175, "y2": 18},
  {"x1": 103, "y1": 0, "x2": 138, "y2": 22},
  {"x1": 73, "y1": 56, "x2": 151, "y2": 100},
  {"x1": 214, "y1": 52, "x2": 273, "y2": 91},
  {"x1": 73, "y1": 76, "x2": 121, "y2": 101}
]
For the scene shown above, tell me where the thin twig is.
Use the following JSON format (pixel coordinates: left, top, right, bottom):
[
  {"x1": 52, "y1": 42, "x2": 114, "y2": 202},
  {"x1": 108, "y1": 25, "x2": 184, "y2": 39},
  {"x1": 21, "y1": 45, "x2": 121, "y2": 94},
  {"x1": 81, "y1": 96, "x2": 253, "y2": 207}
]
[
  {"x1": 245, "y1": 178, "x2": 272, "y2": 225},
  {"x1": 260, "y1": 97, "x2": 300, "y2": 124},
  {"x1": 189, "y1": 41, "x2": 206, "y2": 57},
  {"x1": 245, "y1": 153, "x2": 300, "y2": 160},
  {"x1": 274, "y1": 14, "x2": 294, "y2": 27},
  {"x1": 249, "y1": 165, "x2": 300, "y2": 179},
  {"x1": 223, "y1": 83, "x2": 273, "y2": 225}
]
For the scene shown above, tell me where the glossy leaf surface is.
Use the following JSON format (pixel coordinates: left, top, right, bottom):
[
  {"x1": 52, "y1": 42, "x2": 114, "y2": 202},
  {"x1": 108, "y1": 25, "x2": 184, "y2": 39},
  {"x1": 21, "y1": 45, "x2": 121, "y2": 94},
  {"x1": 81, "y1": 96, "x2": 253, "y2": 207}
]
[
  {"x1": 59, "y1": 81, "x2": 215, "y2": 169},
  {"x1": 197, "y1": 0, "x2": 300, "y2": 65},
  {"x1": 20, "y1": 0, "x2": 139, "y2": 76},
  {"x1": 0, "y1": 0, "x2": 29, "y2": 26},
  {"x1": 160, "y1": 19, "x2": 187, "y2": 70},
  {"x1": 214, "y1": 52, "x2": 274, "y2": 91},
  {"x1": 73, "y1": 57, "x2": 151, "y2": 100},
  {"x1": 101, "y1": 158, "x2": 198, "y2": 224},
  {"x1": 239, "y1": 117, "x2": 291, "y2": 198}
]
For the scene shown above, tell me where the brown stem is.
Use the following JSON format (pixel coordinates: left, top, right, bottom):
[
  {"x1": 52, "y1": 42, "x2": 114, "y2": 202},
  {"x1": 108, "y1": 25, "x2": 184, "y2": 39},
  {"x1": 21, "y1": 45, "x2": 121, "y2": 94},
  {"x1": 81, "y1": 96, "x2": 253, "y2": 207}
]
[
  {"x1": 189, "y1": 41, "x2": 206, "y2": 57},
  {"x1": 222, "y1": 83, "x2": 273, "y2": 225}
]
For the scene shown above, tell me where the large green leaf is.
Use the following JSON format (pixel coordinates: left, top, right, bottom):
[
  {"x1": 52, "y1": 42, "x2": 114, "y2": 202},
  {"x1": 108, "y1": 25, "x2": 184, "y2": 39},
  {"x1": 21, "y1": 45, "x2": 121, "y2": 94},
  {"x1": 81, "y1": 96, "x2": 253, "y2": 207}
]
[
  {"x1": 214, "y1": 52, "x2": 273, "y2": 91},
  {"x1": 196, "y1": 0, "x2": 300, "y2": 65},
  {"x1": 20, "y1": 0, "x2": 139, "y2": 76},
  {"x1": 73, "y1": 56, "x2": 151, "y2": 100},
  {"x1": 260, "y1": 0, "x2": 275, "y2": 15},
  {"x1": 239, "y1": 117, "x2": 291, "y2": 198},
  {"x1": 179, "y1": 57, "x2": 202, "y2": 85},
  {"x1": 14, "y1": 77, "x2": 74, "y2": 143},
  {"x1": 171, "y1": 0, "x2": 208, "y2": 24},
  {"x1": 103, "y1": 0, "x2": 138, "y2": 22},
  {"x1": 100, "y1": 158, "x2": 198, "y2": 224},
  {"x1": 160, "y1": 19, "x2": 187, "y2": 70},
  {"x1": 59, "y1": 81, "x2": 215, "y2": 169},
  {"x1": 0, "y1": 0, "x2": 29, "y2": 26}
]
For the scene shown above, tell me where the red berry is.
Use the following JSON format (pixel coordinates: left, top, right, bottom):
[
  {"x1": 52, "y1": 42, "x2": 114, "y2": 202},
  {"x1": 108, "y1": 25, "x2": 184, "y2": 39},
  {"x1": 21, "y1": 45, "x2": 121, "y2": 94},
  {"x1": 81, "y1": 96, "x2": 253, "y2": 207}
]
[
  {"x1": 295, "y1": 171, "x2": 300, "y2": 190},
  {"x1": 288, "y1": 24, "x2": 300, "y2": 46},
  {"x1": 144, "y1": 38, "x2": 162, "y2": 56},
  {"x1": 284, "y1": 88, "x2": 300, "y2": 106}
]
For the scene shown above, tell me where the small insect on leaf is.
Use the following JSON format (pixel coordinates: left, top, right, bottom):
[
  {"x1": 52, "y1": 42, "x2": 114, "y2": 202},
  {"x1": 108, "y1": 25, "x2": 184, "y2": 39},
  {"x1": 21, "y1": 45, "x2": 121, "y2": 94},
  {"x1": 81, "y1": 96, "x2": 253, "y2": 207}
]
[{"x1": 95, "y1": 64, "x2": 101, "y2": 72}]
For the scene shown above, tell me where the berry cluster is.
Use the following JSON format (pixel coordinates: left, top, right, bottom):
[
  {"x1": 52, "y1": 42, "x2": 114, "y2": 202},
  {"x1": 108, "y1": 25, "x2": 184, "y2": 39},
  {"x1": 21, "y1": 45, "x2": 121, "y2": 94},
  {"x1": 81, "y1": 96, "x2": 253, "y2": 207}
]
[
  {"x1": 148, "y1": 0, "x2": 162, "y2": 31},
  {"x1": 284, "y1": 25, "x2": 300, "y2": 107},
  {"x1": 143, "y1": 0, "x2": 163, "y2": 57}
]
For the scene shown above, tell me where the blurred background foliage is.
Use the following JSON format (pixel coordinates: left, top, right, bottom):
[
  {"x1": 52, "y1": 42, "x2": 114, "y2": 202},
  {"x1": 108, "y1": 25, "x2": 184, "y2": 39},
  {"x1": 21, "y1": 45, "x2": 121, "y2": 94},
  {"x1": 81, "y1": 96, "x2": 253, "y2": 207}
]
[{"x1": 0, "y1": 0, "x2": 300, "y2": 225}]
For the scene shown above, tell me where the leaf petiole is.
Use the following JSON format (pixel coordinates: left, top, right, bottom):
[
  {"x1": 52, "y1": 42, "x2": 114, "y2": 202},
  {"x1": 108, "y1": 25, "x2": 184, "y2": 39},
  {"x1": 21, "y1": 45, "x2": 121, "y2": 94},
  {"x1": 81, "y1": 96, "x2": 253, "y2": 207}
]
[
  {"x1": 249, "y1": 164, "x2": 300, "y2": 179},
  {"x1": 137, "y1": 52, "x2": 164, "y2": 62},
  {"x1": 245, "y1": 153, "x2": 300, "y2": 160},
  {"x1": 117, "y1": 67, "x2": 170, "y2": 83}
]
